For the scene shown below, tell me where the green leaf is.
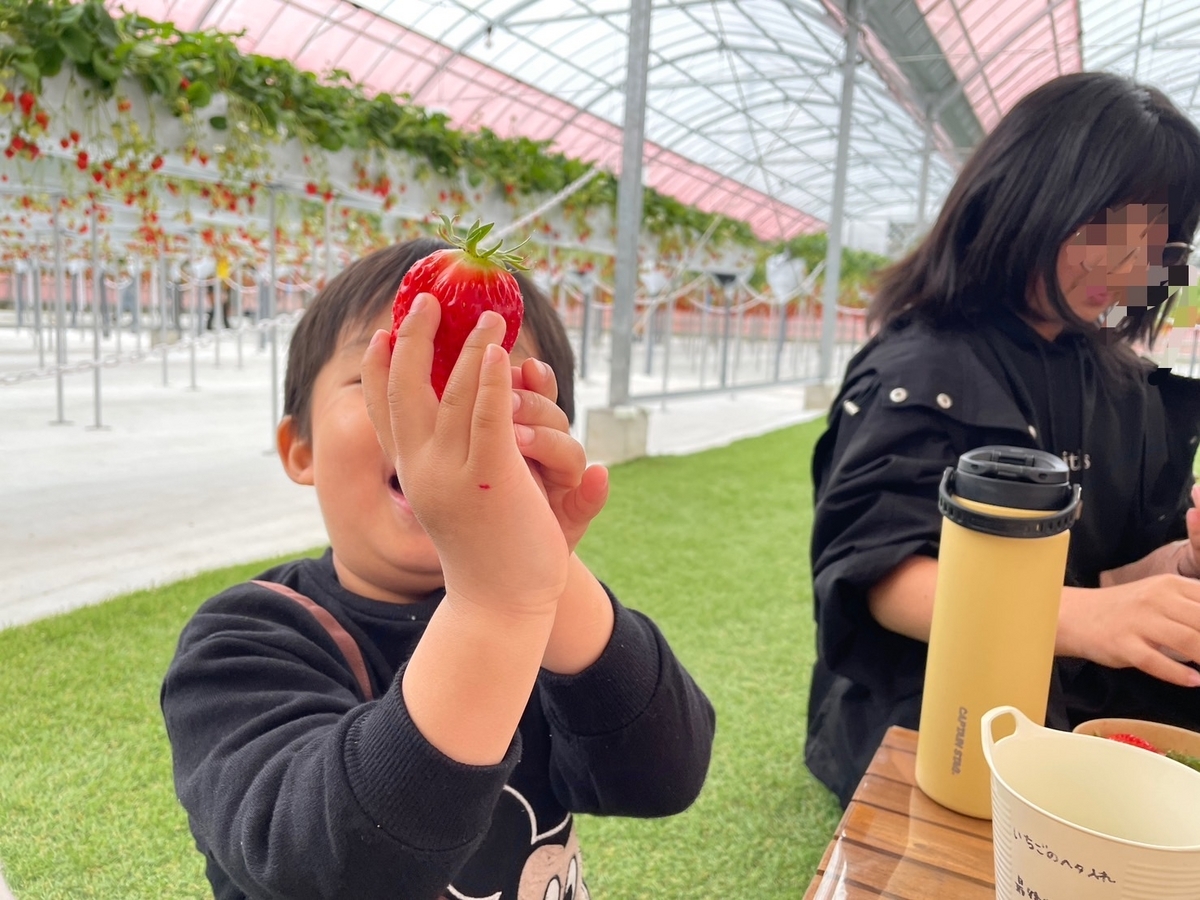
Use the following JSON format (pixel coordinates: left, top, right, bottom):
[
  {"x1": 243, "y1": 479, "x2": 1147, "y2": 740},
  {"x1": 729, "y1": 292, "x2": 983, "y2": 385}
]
[
  {"x1": 317, "y1": 129, "x2": 343, "y2": 152},
  {"x1": 12, "y1": 59, "x2": 39, "y2": 86},
  {"x1": 145, "y1": 69, "x2": 170, "y2": 95},
  {"x1": 60, "y1": 26, "x2": 93, "y2": 64},
  {"x1": 131, "y1": 42, "x2": 159, "y2": 59},
  {"x1": 185, "y1": 80, "x2": 212, "y2": 108},
  {"x1": 209, "y1": 115, "x2": 227, "y2": 130},
  {"x1": 59, "y1": 3, "x2": 86, "y2": 25},
  {"x1": 90, "y1": 49, "x2": 122, "y2": 83},
  {"x1": 33, "y1": 43, "x2": 65, "y2": 78}
]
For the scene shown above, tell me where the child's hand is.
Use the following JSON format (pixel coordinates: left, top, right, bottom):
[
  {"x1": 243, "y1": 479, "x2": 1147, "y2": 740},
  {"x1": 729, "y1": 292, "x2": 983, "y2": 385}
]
[
  {"x1": 362, "y1": 294, "x2": 569, "y2": 616},
  {"x1": 511, "y1": 357, "x2": 609, "y2": 553}
]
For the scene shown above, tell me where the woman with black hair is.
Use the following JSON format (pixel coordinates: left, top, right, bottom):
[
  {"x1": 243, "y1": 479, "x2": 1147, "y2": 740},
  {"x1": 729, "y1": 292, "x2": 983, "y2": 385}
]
[{"x1": 806, "y1": 71, "x2": 1200, "y2": 807}]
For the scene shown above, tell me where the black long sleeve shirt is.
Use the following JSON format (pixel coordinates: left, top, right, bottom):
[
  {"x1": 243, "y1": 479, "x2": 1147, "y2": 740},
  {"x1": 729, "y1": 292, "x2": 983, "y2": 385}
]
[
  {"x1": 162, "y1": 550, "x2": 716, "y2": 900},
  {"x1": 805, "y1": 314, "x2": 1200, "y2": 806}
]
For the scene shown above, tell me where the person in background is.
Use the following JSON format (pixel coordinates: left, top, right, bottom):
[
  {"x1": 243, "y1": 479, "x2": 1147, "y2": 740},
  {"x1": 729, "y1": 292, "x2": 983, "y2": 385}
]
[
  {"x1": 161, "y1": 238, "x2": 716, "y2": 899},
  {"x1": 806, "y1": 71, "x2": 1200, "y2": 806}
]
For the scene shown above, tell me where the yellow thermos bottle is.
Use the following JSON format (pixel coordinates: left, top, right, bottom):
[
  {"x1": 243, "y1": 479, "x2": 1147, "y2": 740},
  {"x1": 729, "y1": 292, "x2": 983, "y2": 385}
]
[{"x1": 915, "y1": 446, "x2": 1081, "y2": 819}]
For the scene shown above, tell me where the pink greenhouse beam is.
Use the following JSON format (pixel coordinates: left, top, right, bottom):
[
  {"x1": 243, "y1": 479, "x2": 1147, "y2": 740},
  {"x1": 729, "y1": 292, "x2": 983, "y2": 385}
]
[
  {"x1": 110, "y1": 0, "x2": 823, "y2": 241},
  {"x1": 917, "y1": 0, "x2": 1083, "y2": 131}
]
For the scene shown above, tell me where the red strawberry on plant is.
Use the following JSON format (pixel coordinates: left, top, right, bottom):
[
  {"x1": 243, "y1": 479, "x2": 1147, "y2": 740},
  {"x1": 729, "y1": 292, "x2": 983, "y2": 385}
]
[
  {"x1": 18, "y1": 92, "x2": 34, "y2": 118},
  {"x1": 390, "y1": 217, "x2": 526, "y2": 398}
]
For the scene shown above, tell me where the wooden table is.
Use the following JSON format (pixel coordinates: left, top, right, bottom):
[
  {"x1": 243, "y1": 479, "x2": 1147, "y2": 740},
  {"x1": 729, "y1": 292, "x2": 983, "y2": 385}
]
[{"x1": 803, "y1": 726, "x2": 998, "y2": 899}]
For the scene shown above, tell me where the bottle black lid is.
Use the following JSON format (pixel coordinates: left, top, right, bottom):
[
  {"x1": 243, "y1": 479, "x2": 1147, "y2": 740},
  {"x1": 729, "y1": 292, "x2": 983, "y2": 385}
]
[{"x1": 938, "y1": 446, "x2": 1081, "y2": 538}]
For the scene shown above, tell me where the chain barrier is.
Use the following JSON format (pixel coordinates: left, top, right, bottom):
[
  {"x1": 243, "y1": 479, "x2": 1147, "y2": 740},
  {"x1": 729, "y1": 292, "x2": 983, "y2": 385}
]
[{"x1": 0, "y1": 310, "x2": 304, "y2": 386}]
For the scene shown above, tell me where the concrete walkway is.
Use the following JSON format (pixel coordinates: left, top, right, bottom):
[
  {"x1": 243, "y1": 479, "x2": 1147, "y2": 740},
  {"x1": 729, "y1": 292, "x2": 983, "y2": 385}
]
[{"x1": 1, "y1": 323, "x2": 822, "y2": 629}]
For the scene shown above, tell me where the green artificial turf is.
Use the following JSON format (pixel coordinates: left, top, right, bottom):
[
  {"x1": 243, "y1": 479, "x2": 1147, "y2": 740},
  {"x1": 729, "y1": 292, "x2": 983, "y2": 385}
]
[{"x1": 0, "y1": 419, "x2": 841, "y2": 899}]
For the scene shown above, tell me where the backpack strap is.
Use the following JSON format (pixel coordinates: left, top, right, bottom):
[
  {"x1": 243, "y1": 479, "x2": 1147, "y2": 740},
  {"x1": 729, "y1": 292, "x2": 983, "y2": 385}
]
[{"x1": 252, "y1": 580, "x2": 376, "y2": 701}]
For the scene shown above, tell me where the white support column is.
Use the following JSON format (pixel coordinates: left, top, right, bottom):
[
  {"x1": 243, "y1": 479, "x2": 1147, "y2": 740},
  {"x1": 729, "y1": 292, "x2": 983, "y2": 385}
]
[
  {"x1": 607, "y1": 0, "x2": 652, "y2": 410},
  {"x1": 916, "y1": 104, "x2": 933, "y2": 233},
  {"x1": 52, "y1": 199, "x2": 69, "y2": 426},
  {"x1": 268, "y1": 186, "x2": 280, "y2": 444},
  {"x1": 588, "y1": 0, "x2": 653, "y2": 464},
  {"x1": 818, "y1": 0, "x2": 860, "y2": 384},
  {"x1": 88, "y1": 204, "x2": 106, "y2": 430}
]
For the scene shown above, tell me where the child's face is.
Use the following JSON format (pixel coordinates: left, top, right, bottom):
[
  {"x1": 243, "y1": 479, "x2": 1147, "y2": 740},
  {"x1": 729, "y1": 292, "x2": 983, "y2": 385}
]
[{"x1": 280, "y1": 308, "x2": 541, "y2": 604}]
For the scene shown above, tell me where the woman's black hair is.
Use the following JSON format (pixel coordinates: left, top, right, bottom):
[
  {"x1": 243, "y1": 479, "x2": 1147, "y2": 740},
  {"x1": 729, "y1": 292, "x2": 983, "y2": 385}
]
[{"x1": 870, "y1": 72, "x2": 1200, "y2": 353}]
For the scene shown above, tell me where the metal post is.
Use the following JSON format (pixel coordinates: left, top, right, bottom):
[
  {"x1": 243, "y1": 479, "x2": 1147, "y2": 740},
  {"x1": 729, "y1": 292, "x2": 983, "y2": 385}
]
[
  {"x1": 579, "y1": 281, "x2": 593, "y2": 380},
  {"x1": 189, "y1": 231, "x2": 199, "y2": 391},
  {"x1": 71, "y1": 267, "x2": 80, "y2": 331},
  {"x1": 99, "y1": 262, "x2": 111, "y2": 339},
  {"x1": 717, "y1": 276, "x2": 734, "y2": 388},
  {"x1": 15, "y1": 262, "x2": 24, "y2": 329},
  {"x1": 268, "y1": 187, "x2": 280, "y2": 438},
  {"x1": 235, "y1": 269, "x2": 245, "y2": 369},
  {"x1": 916, "y1": 105, "x2": 933, "y2": 234},
  {"x1": 661, "y1": 297, "x2": 674, "y2": 404},
  {"x1": 52, "y1": 203, "x2": 69, "y2": 425},
  {"x1": 732, "y1": 290, "x2": 745, "y2": 388},
  {"x1": 324, "y1": 197, "x2": 334, "y2": 287},
  {"x1": 159, "y1": 256, "x2": 170, "y2": 386},
  {"x1": 607, "y1": 0, "x2": 653, "y2": 408},
  {"x1": 774, "y1": 299, "x2": 789, "y2": 381},
  {"x1": 88, "y1": 204, "x2": 105, "y2": 429},
  {"x1": 819, "y1": 0, "x2": 860, "y2": 383},
  {"x1": 113, "y1": 271, "x2": 123, "y2": 356},
  {"x1": 643, "y1": 300, "x2": 656, "y2": 376},
  {"x1": 213, "y1": 265, "x2": 223, "y2": 367},
  {"x1": 132, "y1": 261, "x2": 142, "y2": 355},
  {"x1": 32, "y1": 260, "x2": 44, "y2": 368}
]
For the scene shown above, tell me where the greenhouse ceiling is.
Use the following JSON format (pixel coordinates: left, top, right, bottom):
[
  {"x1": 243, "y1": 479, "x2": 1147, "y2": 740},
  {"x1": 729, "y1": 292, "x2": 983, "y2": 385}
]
[{"x1": 114, "y1": 0, "x2": 1200, "y2": 245}]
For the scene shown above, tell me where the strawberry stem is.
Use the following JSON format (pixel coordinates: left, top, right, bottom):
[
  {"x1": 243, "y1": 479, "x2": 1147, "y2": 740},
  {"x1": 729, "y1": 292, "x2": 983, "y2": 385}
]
[{"x1": 438, "y1": 215, "x2": 529, "y2": 271}]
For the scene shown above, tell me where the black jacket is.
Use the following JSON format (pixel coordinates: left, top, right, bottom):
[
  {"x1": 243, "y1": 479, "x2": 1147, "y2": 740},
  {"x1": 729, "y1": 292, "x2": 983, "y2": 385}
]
[
  {"x1": 805, "y1": 313, "x2": 1200, "y2": 806},
  {"x1": 162, "y1": 551, "x2": 716, "y2": 900}
]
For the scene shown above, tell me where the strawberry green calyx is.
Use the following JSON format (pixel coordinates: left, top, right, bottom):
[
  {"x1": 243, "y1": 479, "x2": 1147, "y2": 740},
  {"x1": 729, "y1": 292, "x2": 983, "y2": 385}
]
[{"x1": 437, "y1": 215, "x2": 529, "y2": 272}]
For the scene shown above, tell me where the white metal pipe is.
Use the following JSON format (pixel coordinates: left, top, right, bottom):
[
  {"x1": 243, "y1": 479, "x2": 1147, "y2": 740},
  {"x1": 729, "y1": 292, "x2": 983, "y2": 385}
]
[
  {"x1": 818, "y1": 0, "x2": 860, "y2": 383},
  {"x1": 607, "y1": 0, "x2": 653, "y2": 408}
]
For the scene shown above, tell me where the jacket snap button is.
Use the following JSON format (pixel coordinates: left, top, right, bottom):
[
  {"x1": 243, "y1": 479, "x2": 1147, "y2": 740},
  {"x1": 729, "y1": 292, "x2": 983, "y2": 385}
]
[
  {"x1": 889, "y1": 387, "x2": 908, "y2": 403},
  {"x1": 843, "y1": 399, "x2": 861, "y2": 416},
  {"x1": 936, "y1": 393, "x2": 952, "y2": 409},
  {"x1": 1028, "y1": 425, "x2": 1038, "y2": 438}
]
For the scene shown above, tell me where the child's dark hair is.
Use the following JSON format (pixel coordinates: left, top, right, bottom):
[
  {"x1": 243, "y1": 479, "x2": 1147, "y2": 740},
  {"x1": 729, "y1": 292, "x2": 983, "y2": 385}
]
[{"x1": 283, "y1": 237, "x2": 576, "y2": 440}]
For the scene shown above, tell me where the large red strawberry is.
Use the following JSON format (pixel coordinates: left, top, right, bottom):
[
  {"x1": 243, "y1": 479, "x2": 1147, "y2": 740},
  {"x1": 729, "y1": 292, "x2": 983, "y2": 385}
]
[{"x1": 390, "y1": 219, "x2": 525, "y2": 397}]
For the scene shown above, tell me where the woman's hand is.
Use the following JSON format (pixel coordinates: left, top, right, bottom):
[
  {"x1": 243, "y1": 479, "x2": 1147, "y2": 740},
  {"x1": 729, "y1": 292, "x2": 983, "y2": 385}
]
[
  {"x1": 1098, "y1": 485, "x2": 1200, "y2": 585},
  {"x1": 1175, "y1": 485, "x2": 1200, "y2": 578},
  {"x1": 1059, "y1": 574, "x2": 1200, "y2": 687}
]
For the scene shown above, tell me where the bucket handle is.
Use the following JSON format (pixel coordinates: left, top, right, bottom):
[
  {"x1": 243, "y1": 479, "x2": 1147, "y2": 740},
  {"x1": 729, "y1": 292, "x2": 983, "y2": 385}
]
[{"x1": 981, "y1": 706, "x2": 1037, "y2": 771}]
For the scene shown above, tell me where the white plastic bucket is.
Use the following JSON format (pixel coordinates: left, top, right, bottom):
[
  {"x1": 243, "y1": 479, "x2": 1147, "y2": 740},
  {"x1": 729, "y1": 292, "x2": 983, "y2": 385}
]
[{"x1": 982, "y1": 706, "x2": 1200, "y2": 899}]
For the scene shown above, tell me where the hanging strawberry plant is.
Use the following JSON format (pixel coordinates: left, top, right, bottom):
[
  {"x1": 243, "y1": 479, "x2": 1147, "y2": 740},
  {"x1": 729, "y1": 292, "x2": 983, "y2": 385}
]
[{"x1": 0, "y1": 0, "x2": 805, "y2": 258}]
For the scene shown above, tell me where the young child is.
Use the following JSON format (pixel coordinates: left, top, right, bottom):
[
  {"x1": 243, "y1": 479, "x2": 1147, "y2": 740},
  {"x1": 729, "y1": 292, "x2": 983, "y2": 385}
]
[{"x1": 161, "y1": 238, "x2": 717, "y2": 900}]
